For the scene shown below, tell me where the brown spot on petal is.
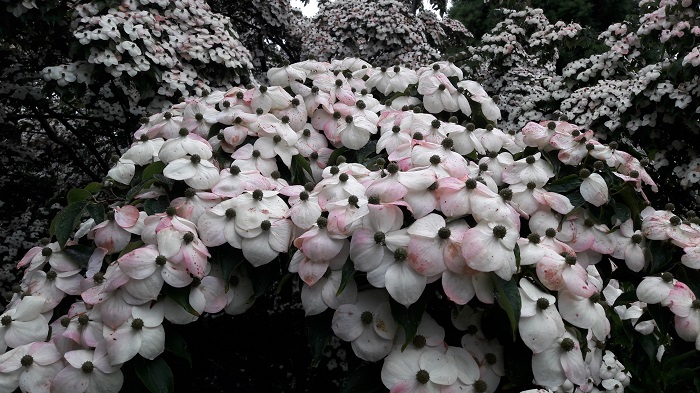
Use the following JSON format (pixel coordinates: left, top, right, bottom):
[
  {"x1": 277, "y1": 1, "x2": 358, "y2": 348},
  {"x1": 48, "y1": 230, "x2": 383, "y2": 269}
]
[{"x1": 376, "y1": 320, "x2": 387, "y2": 332}]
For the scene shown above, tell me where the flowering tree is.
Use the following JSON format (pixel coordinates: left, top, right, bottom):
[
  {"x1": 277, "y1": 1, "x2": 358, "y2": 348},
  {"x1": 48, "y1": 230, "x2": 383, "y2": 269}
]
[
  {"x1": 301, "y1": 0, "x2": 472, "y2": 67},
  {"x1": 454, "y1": 1, "x2": 700, "y2": 209},
  {"x1": 1, "y1": 56, "x2": 699, "y2": 393},
  {"x1": 0, "y1": 0, "x2": 253, "y2": 286}
]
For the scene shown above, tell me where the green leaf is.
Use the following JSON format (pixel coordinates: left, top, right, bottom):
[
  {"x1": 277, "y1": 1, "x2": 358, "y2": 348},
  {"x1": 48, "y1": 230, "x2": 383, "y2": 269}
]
[
  {"x1": 67, "y1": 188, "x2": 93, "y2": 204},
  {"x1": 152, "y1": 174, "x2": 174, "y2": 190},
  {"x1": 390, "y1": 296, "x2": 427, "y2": 351},
  {"x1": 118, "y1": 241, "x2": 145, "y2": 259},
  {"x1": 85, "y1": 203, "x2": 105, "y2": 224},
  {"x1": 337, "y1": 258, "x2": 355, "y2": 296},
  {"x1": 50, "y1": 201, "x2": 89, "y2": 248},
  {"x1": 613, "y1": 290, "x2": 638, "y2": 306},
  {"x1": 162, "y1": 286, "x2": 200, "y2": 317},
  {"x1": 63, "y1": 244, "x2": 95, "y2": 270},
  {"x1": 164, "y1": 330, "x2": 192, "y2": 367},
  {"x1": 144, "y1": 196, "x2": 170, "y2": 215},
  {"x1": 83, "y1": 182, "x2": 103, "y2": 194},
  {"x1": 328, "y1": 147, "x2": 348, "y2": 166},
  {"x1": 142, "y1": 161, "x2": 166, "y2": 181},
  {"x1": 211, "y1": 247, "x2": 245, "y2": 292},
  {"x1": 492, "y1": 274, "x2": 521, "y2": 341},
  {"x1": 612, "y1": 201, "x2": 632, "y2": 224},
  {"x1": 306, "y1": 310, "x2": 334, "y2": 367},
  {"x1": 544, "y1": 174, "x2": 581, "y2": 193},
  {"x1": 339, "y1": 362, "x2": 383, "y2": 393},
  {"x1": 356, "y1": 140, "x2": 378, "y2": 164},
  {"x1": 293, "y1": 154, "x2": 313, "y2": 177},
  {"x1": 566, "y1": 191, "x2": 587, "y2": 209},
  {"x1": 649, "y1": 240, "x2": 674, "y2": 274},
  {"x1": 135, "y1": 357, "x2": 174, "y2": 393}
]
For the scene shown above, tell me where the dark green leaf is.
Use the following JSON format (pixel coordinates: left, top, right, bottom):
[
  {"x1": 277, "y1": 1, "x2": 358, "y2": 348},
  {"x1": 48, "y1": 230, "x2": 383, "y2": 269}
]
[
  {"x1": 649, "y1": 240, "x2": 673, "y2": 274},
  {"x1": 83, "y1": 182, "x2": 103, "y2": 194},
  {"x1": 144, "y1": 196, "x2": 170, "y2": 215},
  {"x1": 125, "y1": 179, "x2": 154, "y2": 201},
  {"x1": 152, "y1": 174, "x2": 174, "y2": 191},
  {"x1": 135, "y1": 357, "x2": 174, "y2": 393},
  {"x1": 306, "y1": 310, "x2": 334, "y2": 367},
  {"x1": 50, "y1": 201, "x2": 89, "y2": 248},
  {"x1": 613, "y1": 202, "x2": 632, "y2": 225},
  {"x1": 142, "y1": 161, "x2": 166, "y2": 181},
  {"x1": 337, "y1": 258, "x2": 355, "y2": 296},
  {"x1": 165, "y1": 330, "x2": 192, "y2": 367},
  {"x1": 211, "y1": 247, "x2": 245, "y2": 292},
  {"x1": 514, "y1": 243, "x2": 520, "y2": 270},
  {"x1": 162, "y1": 286, "x2": 200, "y2": 317},
  {"x1": 390, "y1": 296, "x2": 427, "y2": 351},
  {"x1": 207, "y1": 122, "x2": 225, "y2": 139},
  {"x1": 356, "y1": 140, "x2": 377, "y2": 164},
  {"x1": 85, "y1": 203, "x2": 105, "y2": 224},
  {"x1": 566, "y1": 191, "x2": 587, "y2": 209},
  {"x1": 613, "y1": 290, "x2": 638, "y2": 306},
  {"x1": 67, "y1": 188, "x2": 93, "y2": 204},
  {"x1": 118, "y1": 241, "x2": 145, "y2": 259},
  {"x1": 544, "y1": 174, "x2": 581, "y2": 193},
  {"x1": 328, "y1": 147, "x2": 348, "y2": 166},
  {"x1": 492, "y1": 274, "x2": 521, "y2": 341},
  {"x1": 293, "y1": 154, "x2": 313, "y2": 177},
  {"x1": 63, "y1": 244, "x2": 95, "y2": 270}
]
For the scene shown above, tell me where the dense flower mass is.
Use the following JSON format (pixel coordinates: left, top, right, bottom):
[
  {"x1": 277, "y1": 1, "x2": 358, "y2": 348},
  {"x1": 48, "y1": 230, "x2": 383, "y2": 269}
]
[{"x1": 1, "y1": 56, "x2": 699, "y2": 393}]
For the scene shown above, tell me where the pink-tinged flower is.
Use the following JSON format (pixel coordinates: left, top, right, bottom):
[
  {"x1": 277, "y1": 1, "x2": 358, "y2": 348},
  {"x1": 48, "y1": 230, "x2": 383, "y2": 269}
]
[
  {"x1": 156, "y1": 227, "x2": 210, "y2": 279},
  {"x1": 163, "y1": 154, "x2": 219, "y2": 190},
  {"x1": 558, "y1": 289, "x2": 609, "y2": 340},
  {"x1": 682, "y1": 244, "x2": 700, "y2": 269},
  {"x1": 442, "y1": 269, "x2": 494, "y2": 306},
  {"x1": 536, "y1": 253, "x2": 596, "y2": 297},
  {"x1": 365, "y1": 67, "x2": 394, "y2": 95},
  {"x1": 365, "y1": 163, "x2": 435, "y2": 204},
  {"x1": 407, "y1": 214, "x2": 468, "y2": 277},
  {"x1": 531, "y1": 332, "x2": 588, "y2": 388},
  {"x1": 51, "y1": 343, "x2": 123, "y2": 393},
  {"x1": 549, "y1": 129, "x2": 594, "y2": 165},
  {"x1": 18, "y1": 242, "x2": 77, "y2": 272},
  {"x1": 411, "y1": 139, "x2": 470, "y2": 179},
  {"x1": 158, "y1": 128, "x2": 212, "y2": 164},
  {"x1": 26, "y1": 268, "x2": 81, "y2": 311},
  {"x1": 188, "y1": 272, "x2": 227, "y2": 316},
  {"x1": 181, "y1": 100, "x2": 219, "y2": 137},
  {"x1": 211, "y1": 165, "x2": 272, "y2": 198},
  {"x1": 327, "y1": 195, "x2": 369, "y2": 236},
  {"x1": 350, "y1": 203, "x2": 409, "y2": 273},
  {"x1": 502, "y1": 153, "x2": 554, "y2": 187},
  {"x1": 291, "y1": 217, "x2": 349, "y2": 286},
  {"x1": 0, "y1": 296, "x2": 48, "y2": 352},
  {"x1": 267, "y1": 64, "x2": 307, "y2": 87},
  {"x1": 337, "y1": 110, "x2": 378, "y2": 150},
  {"x1": 61, "y1": 302, "x2": 104, "y2": 348},
  {"x1": 295, "y1": 126, "x2": 329, "y2": 158},
  {"x1": 137, "y1": 111, "x2": 183, "y2": 140},
  {"x1": 579, "y1": 171, "x2": 608, "y2": 207},
  {"x1": 332, "y1": 290, "x2": 396, "y2": 361},
  {"x1": 169, "y1": 189, "x2": 220, "y2": 223},
  {"x1": 118, "y1": 244, "x2": 192, "y2": 288},
  {"x1": 301, "y1": 269, "x2": 357, "y2": 316},
  {"x1": 230, "y1": 190, "x2": 289, "y2": 238},
  {"x1": 271, "y1": 96, "x2": 307, "y2": 131},
  {"x1": 122, "y1": 136, "x2": 164, "y2": 166},
  {"x1": 244, "y1": 85, "x2": 292, "y2": 113},
  {"x1": 636, "y1": 274, "x2": 676, "y2": 304},
  {"x1": 438, "y1": 176, "x2": 492, "y2": 218},
  {"x1": 0, "y1": 341, "x2": 63, "y2": 393},
  {"x1": 315, "y1": 167, "x2": 366, "y2": 209},
  {"x1": 283, "y1": 186, "x2": 322, "y2": 230},
  {"x1": 90, "y1": 205, "x2": 144, "y2": 255},
  {"x1": 220, "y1": 117, "x2": 251, "y2": 148},
  {"x1": 381, "y1": 347, "x2": 458, "y2": 393},
  {"x1": 462, "y1": 222, "x2": 518, "y2": 280},
  {"x1": 641, "y1": 206, "x2": 698, "y2": 246},
  {"x1": 104, "y1": 302, "x2": 165, "y2": 365},
  {"x1": 519, "y1": 279, "x2": 565, "y2": 354}
]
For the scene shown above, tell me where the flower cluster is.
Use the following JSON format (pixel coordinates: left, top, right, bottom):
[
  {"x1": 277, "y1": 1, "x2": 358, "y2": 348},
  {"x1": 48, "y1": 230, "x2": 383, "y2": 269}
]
[
  {"x1": 2, "y1": 57, "x2": 699, "y2": 393},
  {"x1": 301, "y1": 0, "x2": 471, "y2": 67},
  {"x1": 42, "y1": 0, "x2": 252, "y2": 99}
]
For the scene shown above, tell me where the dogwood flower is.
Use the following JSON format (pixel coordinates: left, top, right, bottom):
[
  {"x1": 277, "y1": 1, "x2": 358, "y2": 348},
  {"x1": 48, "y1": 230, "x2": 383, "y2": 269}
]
[
  {"x1": 381, "y1": 347, "x2": 458, "y2": 393},
  {"x1": 0, "y1": 296, "x2": 48, "y2": 352},
  {"x1": 104, "y1": 302, "x2": 165, "y2": 364},
  {"x1": 51, "y1": 343, "x2": 123, "y2": 393}
]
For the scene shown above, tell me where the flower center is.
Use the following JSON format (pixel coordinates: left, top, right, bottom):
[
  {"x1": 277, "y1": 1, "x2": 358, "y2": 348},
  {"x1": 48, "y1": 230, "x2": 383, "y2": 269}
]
[
  {"x1": 41, "y1": 247, "x2": 53, "y2": 257},
  {"x1": 261, "y1": 220, "x2": 271, "y2": 231},
  {"x1": 394, "y1": 248, "x2": 407, "y2": 261},
  {"x1": 560, "y1": 338, "x2": 575, "y2": 351},
  {"x1": 81, "y1": 361, "x2": 94, "y2": 373},
  {"x1": 526, "y1": 156, "x2": 536, "y2": 164},
  {"x1": 190, "y1": 154, "x2": 201, "y2": 164},
  {"x1": 1, "y1": 316, "x2": 11, "y2": 326},
  {"x1": 537, "y1": 298, "x2": 550, "y2": 310},
  {"x1": 20, "y1": 355, "x2": 33, "y2": 367},
  {"x1": 545, "y1": 228, "x2": 557, "y2": 238},
  {"x1": 131, "y1": 318, "x2": 144, "y2": 330},
  {"x1": 662, "y1": 272, "x2": 674, "y2": 282},
  {"x1": 579, "y1": 168, "x2": 591, "y2": 178},
  {"x1": 179, "y1": 127, "x2": 189, "y2": 137},
  {"x1": 438, "y1": 227, "x2": 451, "y2": 240},
  {"x1": 252, "y1": 189, "x2": 263, "y2": 201},
  {"x1": 499, "y1": 188, "x2": 513, "y2": 201},
  {"x1": 46, "y1": 270, "x2": 57, "y2": 280},
  {"x1": 412, "y1": 334, "x2": 427, "y2": 348},
  {"x1": 78, "y1": 314, "x2": 90, "y2": 326},
  {"x1": 60, "y1": 316, "x2": 71, "y2": 327},
  {"x1": 485, "y1": 353, "x2": 497, "y2": 365},
  {"x1": 360, "y1": 311, "x2": 373, "y2": 325},
  {"x1": 183, "y1": 232, "x2": 195, "y2": 244},
  {"x1": 317, "y1": 217, "x2": 328, "y2": 229},
  {"x1": 492, "y1": 225, "x2": 507, "y2": 239},
  {"x1": 415, "y1": 369, "x2": 430, "y2": 384},
  {"x1": 339, "y1": 173, "x2": 349, "y2": 183},
  {"x1": 441, "y1": 138, "x2": 454, "y2": 149},
  {"x1": 465, "y1": 179, "x2": 477, "y2": 189},
  {"x1": 565, "y1": 255, "x2": 577, "y2": 265},
  {"x1": 374, "y1": 232, "x2": 386, "y2": 245},
  {"x1": 431, "y1": 119, "x2": 441, "y2": 129},
  {"x1": 429, "y1": 155, "x2": 441, "y2": 165},
  {"x1": 670, "y1": 216, "x2": 682, "y2": 226},
  {"x1": 474, "y1": 380, "x2": 488, "y2": 393},
  {"x1": 631, "y1": 234, "x2": 643, "y2": 244}
]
